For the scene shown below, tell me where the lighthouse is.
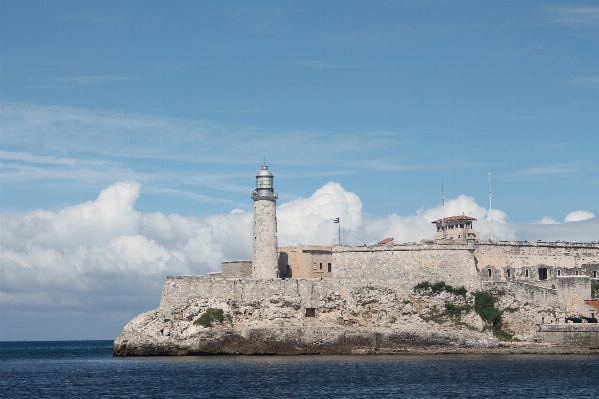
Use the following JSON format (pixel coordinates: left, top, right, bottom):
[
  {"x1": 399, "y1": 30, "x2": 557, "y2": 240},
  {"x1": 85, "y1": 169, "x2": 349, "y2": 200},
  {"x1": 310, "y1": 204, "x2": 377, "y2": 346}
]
[{"x1": 251, "y1": 165, "x2": 279, "y2": 278}]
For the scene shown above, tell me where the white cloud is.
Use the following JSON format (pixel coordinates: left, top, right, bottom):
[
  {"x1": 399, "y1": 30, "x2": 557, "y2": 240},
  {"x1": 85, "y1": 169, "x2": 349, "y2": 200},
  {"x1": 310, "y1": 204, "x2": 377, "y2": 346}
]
[
  {"x1": 564, "y1": 210, "x2": 594, "y2": 223},
  {"x1": 2, "y1": 180, "x2": 596, "y2": 340},
  {"x1": 536, "y1": 216, "x2": 558, "y2": 225},
  {"x1": 0, "y1": 181, "x2": 510, "y2": 318},
  {"x1": 277, "y1": 182, "x2": 363, "y2": 246}
]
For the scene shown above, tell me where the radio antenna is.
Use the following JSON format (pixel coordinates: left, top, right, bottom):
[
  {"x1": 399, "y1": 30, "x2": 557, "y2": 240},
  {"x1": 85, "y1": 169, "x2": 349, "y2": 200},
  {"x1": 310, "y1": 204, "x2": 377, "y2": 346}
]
[
  {"x1": 489, "y1": 172, "x2": 493, "y2": 240},
  {"x1": 442, "y1": 183, "x2": 445, "y2": 239}
]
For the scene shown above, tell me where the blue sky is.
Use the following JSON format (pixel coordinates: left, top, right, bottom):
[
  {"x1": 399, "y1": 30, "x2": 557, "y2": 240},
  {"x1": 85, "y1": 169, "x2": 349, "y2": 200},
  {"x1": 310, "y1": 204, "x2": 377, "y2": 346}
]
[
  {"x1": 2, "y1": 0, "x2": 597, "y2": 220},
  {"x1": 1, "y1": 1, "x2": 598, "y2": 340}
]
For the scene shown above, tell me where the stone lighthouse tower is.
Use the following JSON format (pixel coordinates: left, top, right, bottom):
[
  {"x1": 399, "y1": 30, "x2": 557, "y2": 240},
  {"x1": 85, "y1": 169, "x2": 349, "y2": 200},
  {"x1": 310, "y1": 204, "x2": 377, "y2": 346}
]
[{"x1": 251, "y1": 165, "x2": 279, "y2": 278}]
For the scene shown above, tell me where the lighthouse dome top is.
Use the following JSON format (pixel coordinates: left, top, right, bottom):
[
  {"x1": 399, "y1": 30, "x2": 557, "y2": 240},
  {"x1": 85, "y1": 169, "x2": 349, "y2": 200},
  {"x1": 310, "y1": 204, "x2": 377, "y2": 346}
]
[
  {"x1": 256, "y1": 165, "x2": 273, "y2": 177},
  {"x1": 252, "y1": 165, "x2": 277, "y2": 201}
]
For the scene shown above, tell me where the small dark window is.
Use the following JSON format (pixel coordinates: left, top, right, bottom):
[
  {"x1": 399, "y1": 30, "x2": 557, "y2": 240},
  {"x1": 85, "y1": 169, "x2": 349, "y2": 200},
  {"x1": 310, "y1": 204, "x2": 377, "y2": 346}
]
[
  {"x1": 594, "y1": 271, "x2": 597, "y2": 278},
  {"x1": 488, "y1": 269, "x2": 492, "y2": 277},
  {"x1": 328, "y1": 263, "x2": 331, "y2": 272},
  {"x1": 557, "y1": 269, "x2": 561, "y2": 276},
  {"x1": 538, "y1": 268, "x2": 548, "y2": 280},
  {"x1": 320, "y1": 263, "x2": 323, "y2": 270},
  {"x1": 305, "y1": 308, "x2": 315, "y2": 317},
  {"x1": 507, "y1": 269, "x2": 511, "y2": 278},
  {"x1": 575, "y1": 270, "x2": 579, "y2": 276},
  {"x1": 526, "y1": 269, "x2": 529, "y2": 278}
]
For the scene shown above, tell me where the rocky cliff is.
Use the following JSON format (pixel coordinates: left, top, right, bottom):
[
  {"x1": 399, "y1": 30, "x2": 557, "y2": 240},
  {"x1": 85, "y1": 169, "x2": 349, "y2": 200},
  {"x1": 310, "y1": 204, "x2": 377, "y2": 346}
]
[{"x1": 113, "y1": 280, "x2": 581, "y2": 356}]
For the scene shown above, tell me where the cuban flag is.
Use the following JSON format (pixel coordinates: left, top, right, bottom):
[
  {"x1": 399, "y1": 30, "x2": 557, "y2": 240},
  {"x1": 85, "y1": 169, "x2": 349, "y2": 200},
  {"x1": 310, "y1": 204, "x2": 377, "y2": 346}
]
[{"x1": 333, "y1": 217, "x2": 339, "y2": 223}]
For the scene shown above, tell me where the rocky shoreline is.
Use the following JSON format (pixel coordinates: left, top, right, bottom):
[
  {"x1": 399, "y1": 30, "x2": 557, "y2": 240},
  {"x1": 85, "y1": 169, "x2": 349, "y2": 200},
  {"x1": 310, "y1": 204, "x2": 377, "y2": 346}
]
[
  {"x1": 112, "y1": 324, "x2": 598, "y2": 356},
  {"x1": 113, "y1": 282, "x2": 597, "y2": 356}
]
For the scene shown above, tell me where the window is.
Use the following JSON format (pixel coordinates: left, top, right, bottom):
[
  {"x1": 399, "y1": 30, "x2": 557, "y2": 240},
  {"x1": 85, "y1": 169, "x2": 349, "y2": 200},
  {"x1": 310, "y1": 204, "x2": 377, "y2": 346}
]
[
  {"x1": 320, "y1": 262, "x2": 323, "y2": 270},
  {"x1": 538, "y1": 268, "x2": 548, "y2": 280},
  {"x1": 575, "y1": 270, "x2": 579, "y2": 276},
  {"x1": 328, "y1": 263, "x2": 332, "y2": 273},
  {"x1": 594, "y1": 271, "x2": 597, "y2": 278},
  {"x1": 460, "y1": 224, "x2": 464, "y2": 228},
  {"x1": 488, "y1": 269, "x2": 492, "y2": 277},
  {"x1": 525, "y1": 269, "x2": 529, "y2": 278},
  {"x1": 305, "y1": 308, "x2": 315, "y2": 317},
  {"x1": 256, "y1": 176, "x2": 272, "y2": 189},
  {"x1": 557, "y1": 270, "x2": 561, "y2": 276},
  {"x1": 507, "y1": 269, "x2": 511, "y2": 278}
]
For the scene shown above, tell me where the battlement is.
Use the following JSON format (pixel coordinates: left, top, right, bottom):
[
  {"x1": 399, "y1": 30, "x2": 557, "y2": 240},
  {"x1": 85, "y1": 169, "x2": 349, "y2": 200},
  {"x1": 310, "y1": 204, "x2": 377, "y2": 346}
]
[{"x1": 475, "y1": 240, "x2": 599, "y2": 250}]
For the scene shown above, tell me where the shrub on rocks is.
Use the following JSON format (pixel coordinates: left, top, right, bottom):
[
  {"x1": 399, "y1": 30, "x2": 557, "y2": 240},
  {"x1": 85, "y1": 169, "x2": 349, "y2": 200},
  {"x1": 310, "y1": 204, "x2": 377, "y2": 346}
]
[
  {"x1": 193, "y1": 308, "x2": 225, "y2": 328},
  {"x1": 413, "y1": 281, "x2": 467, "y2": 296}
]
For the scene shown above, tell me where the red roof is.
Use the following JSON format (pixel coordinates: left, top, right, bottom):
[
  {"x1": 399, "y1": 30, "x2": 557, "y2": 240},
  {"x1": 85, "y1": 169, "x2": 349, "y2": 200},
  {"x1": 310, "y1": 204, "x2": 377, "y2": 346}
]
[
  {"x1": 585, "y1": 300, "x2": 599, "y2": 311},
  {"x1": 377, "y1": 238, "x2": 394, "y2": 245},
  {"x1": 431, "y1": 215, "x2": 477, "y2": 224}
]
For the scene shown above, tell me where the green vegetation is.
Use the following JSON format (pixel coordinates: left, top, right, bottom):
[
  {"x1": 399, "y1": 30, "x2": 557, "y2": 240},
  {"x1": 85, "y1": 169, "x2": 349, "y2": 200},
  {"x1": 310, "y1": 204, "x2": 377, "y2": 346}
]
[
  {"x1": 444, "y1": 302, "x2": 472, "y2": 318},
  {"x1": 592, "y1": 282, "x2": 599, "y2": 299},
  {"x1": 350, "y1": 311, "x2": 360, "y2": 317},
  {"x1": 413, "y1": 281, "x2": 467, "y2": 296},
  {"x1": 494, "y1": 329, "x2": 516, "y2": 342},
  {"x1": 193, "y1": 308, "x2": 226, "y2": 328},
  {"x1": 420, "y1": 302, "x2": 472, "y2": 324},
  {"x1": 473, "y1": 291, "x2": 502, "y2": 327},
  {"x1": 472, "y1": 291, "x2": 519, "y2": 342}
]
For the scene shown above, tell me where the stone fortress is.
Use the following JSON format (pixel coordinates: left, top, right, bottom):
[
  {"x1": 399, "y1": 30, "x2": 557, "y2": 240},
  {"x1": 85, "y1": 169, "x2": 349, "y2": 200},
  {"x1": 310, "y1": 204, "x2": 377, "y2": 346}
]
[
  {"x1": 223, "y1": 166, "x2": 598, "y2": 319},
  {"x1": 113, "y1": 165, "x2": 599, "y2": 355}
]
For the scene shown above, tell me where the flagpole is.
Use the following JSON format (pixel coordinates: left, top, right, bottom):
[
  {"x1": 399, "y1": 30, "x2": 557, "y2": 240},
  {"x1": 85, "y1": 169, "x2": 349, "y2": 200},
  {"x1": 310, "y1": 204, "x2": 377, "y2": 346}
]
[{"x1": 338, "y1": 218, "x2": 341, "y2": 245}]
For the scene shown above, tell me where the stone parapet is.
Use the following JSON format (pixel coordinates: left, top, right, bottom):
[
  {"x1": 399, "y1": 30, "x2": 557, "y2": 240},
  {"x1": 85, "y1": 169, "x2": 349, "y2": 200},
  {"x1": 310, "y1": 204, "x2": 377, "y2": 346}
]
[
  {"x1": 332, "y1": 244, "x2": 478, "y2": 291},
  {"x1": 539, "y1": 324, "x2": 599, "y2": 348}
]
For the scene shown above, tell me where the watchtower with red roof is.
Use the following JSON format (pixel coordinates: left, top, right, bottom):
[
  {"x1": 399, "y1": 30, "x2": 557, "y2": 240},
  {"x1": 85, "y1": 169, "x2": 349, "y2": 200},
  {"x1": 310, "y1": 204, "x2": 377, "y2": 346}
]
[{"x1": 431, "y1": 215, "x2": 480, "y2": 243}]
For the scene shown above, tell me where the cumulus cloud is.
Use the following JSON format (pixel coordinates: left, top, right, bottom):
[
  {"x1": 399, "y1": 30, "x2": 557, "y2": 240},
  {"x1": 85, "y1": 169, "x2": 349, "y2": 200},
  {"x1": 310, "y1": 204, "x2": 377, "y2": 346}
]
[
  {"x1": 564, "y1": 210, "x2": 594, "y2": 223},
  {"x1": 1, "y1": 180, "x2": 595, "y2": 340},
  {"x1": 536, "y1": 216, "x2": 558, "y2": 225},
  {"x1": 277, "y1": 182, "x2": 363, "y2": 246}
]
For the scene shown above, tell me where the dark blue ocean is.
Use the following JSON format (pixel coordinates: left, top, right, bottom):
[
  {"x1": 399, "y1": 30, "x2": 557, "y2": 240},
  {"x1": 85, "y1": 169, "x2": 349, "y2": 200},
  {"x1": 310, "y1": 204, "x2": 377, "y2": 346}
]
[{"x1": 1, "y1": 341, "x2": 598, "y2": 398}]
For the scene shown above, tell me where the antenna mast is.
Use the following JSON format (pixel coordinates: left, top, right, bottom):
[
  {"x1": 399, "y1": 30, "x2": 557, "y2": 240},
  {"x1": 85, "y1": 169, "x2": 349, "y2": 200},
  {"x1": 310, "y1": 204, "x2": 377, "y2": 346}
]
[
  {"x1": 442, "y1": 184, "x2": 445, "y2": 240},
  {"x1": 489, "y1": 172, "x2": 493, "y2": 240}
]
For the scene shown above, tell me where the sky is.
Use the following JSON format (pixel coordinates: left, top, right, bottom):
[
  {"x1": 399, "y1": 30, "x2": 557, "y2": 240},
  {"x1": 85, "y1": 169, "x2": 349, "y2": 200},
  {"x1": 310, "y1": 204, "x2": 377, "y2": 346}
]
[{"x1": 1, "y1": 1, "x2": 598, "y2": 340}]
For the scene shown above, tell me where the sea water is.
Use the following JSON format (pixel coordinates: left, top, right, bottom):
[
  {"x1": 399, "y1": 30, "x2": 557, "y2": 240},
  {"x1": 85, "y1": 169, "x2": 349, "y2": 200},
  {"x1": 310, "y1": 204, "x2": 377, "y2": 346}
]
[{"x1": 1, "y1": 341, "x2": 598, "y2": 398}]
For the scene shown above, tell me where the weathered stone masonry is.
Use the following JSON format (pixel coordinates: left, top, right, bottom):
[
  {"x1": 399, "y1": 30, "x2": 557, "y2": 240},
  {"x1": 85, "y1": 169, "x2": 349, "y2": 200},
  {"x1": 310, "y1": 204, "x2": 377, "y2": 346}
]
[{"x1": 251, "y1": 165, "x2": 279, "y2": 279}]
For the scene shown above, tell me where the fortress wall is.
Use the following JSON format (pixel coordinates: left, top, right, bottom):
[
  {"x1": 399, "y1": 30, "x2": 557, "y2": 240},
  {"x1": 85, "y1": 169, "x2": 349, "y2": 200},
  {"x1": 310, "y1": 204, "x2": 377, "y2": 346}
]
[
  {"x1": 158, "y1": 276, "x2": 422, "y2": 316},
  {"x1": 539, "y1": 324, "x2": 599, "y2": 348},
  {"x1": 483, "y1": 281, "x2": 558, "y2": 308},
  {"x1": 221, "y1": 261, "x2": 252, "y2": 278},
  {"x1": 555, "y1": 276, "x2": 591, "y2": 315},
  {"x1": 332, "y1": 244, "x2": 479, "y2": 291},
  {"x1": 159, "y1": 276, "x2": 353, "y2": 314},
  {"x1": 473, "y1": 242, "x2": 599, "y2": 287}
]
